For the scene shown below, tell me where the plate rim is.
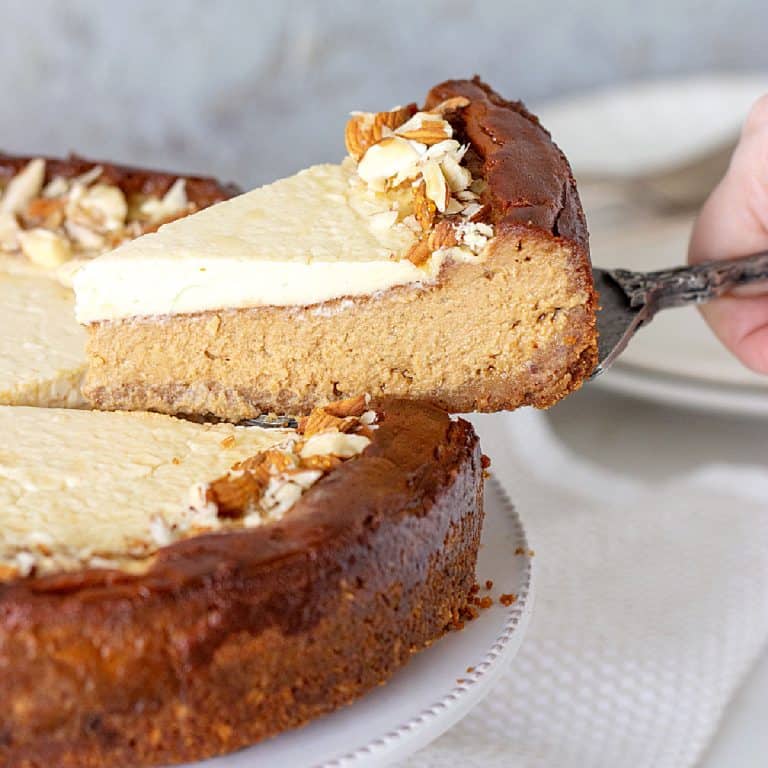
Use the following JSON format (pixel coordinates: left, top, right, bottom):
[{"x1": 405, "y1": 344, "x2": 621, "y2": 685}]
[
  {"x1": 597, "y1": 362, "x2": 768, "y2": 417},
  {"x1": 316, "y1": 476, "x2": 534, "y2": 768}
]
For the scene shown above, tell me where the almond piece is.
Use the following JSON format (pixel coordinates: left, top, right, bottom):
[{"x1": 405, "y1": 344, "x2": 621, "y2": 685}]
[
  {"x1": 0, "y1": 158, "x2": 45, "y2": 215},
  {"x1": 422, "y1": 160, "x2": 449, "y2": 213},
  {"x1": 302, "y1": 409, "x2": 347, "y2": 438},
  {"x1": 357, "y1": 136, "x2": 421, "y2": 188},
  {"x1": 17, "y1": 228, "x2": 72, "y2": 268},
  {"x1": 428, "y1": 96, "x2": 470, "y2": 116},
  {"x1": 207, "y1": 470, "x2": 265, "y2": 519},
  {"x1": 440, "y1": 154, "x2": 472, "y2": 193},
  {"x1": 300, "y1": 432, "x2": 371, "y2": 459},
  {"x1": 405, "y1": 238, "x2": 432, "y2": 267},
  {"x1": 300, "y1": 454, "x2": 343, "y2": 472},
  {"x1": 397, "y1": 117, "x2": 452, "y2": 145},
  {"x1": 413, "y1": 181, "x2": 436, "y2": 232},
  {"x1": 23, "y1": 196, "x2": 65, "y2": 229},
  {"x1": 429, "y1": 219, "x2": 458, "y2": 250},
  {"x1": 345, "y1": 104, "x2": 417, "y2": 160},
  {"x1": 324, "y1": 394, "x2": 368, "y2": 418},
  {"x1": 140, "y1": 178, "x2": 190, "y2": 223}
]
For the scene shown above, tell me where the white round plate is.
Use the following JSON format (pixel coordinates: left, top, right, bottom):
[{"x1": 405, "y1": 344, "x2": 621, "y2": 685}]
[
  {"x1": 536, "y1": 74, "x2": 767, "y2": 177},
  {"x1": 178, "y1": 477, "x2": 533, "y2": 768},
  {"x1": 538, "y1": 75, "x2": 768, "y2": 415}
]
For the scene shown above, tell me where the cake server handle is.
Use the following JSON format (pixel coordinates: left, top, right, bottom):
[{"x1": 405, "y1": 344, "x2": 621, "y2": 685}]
[{"x1": 607, "y1": 250, "x2": 768, "y2": 313}]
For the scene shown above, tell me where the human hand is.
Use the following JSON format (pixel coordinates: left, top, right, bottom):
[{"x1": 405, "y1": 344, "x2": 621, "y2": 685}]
[{"x1": 688, "y1": 95, "x2": 768, "y2": 373}]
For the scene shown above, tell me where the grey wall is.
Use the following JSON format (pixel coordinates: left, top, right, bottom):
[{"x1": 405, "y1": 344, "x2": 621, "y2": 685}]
[{"x1": 1, "y1": 0, "x2": 766, "y2": 186}]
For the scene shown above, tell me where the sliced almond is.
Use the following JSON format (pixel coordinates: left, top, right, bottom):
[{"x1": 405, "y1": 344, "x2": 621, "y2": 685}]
[
  {"x1": 357, "y1": 136, "x2": 422, "y2": 188},
  {"x1": 0, "y1": 158, "x2": 45, "y2": 215},
  {"x1": 428, "y1": 96, "x2": 470, "y2": 116},
  {"x1": 17, "y1": 228, "x2": 72, "y2": 268},
  {"x1": 140, "y1": 178, "x2": 189, "y2": 223},
  {"x1": 422, "y1": 160, "x2": 449, "y2": 213},
  {"x1": 345, "y1": 104, "x2": 417, "y2": 160},
  {"x1": 440, "y1": 154, "x2": 472, "y2": 193},
  {"x1": 445, "y1": 197, "x2": 464, "y2": 215},
  {"x1": 369, "y1": 209, "x2": 398, "y2": 232},
  {"x1": 42, "y1": 175, "x2": 70, "y2": 198},
  {"x1": 324, "y1": 394, "x2": 368, "y2": 418},
  {"x1": 300, "y1": 432, "x2": 371, "y2": 459},
  {"x1": 396, "y1": 116, "x2": 452, "y2": 145},
  {"x1": 65, "y1": 220, "x2": 105, "y2": 251},
  {"x1": 77, "y1": 184, "x2": 128, "y2": 231}
]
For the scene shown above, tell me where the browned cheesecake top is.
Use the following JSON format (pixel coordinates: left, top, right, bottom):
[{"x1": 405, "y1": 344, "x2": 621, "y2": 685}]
[
  {"x1": 0, "y1": 151, "x2": 238, "y2": 210},
  {"x1": 425, "y1": 77, "x2": 588, "y2": 253},
  {"x1": 0, "y1": 399, "x2": 479, "y2": 638}
]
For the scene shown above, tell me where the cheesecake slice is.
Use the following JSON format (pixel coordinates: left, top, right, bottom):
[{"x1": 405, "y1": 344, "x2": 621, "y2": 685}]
[
  {"x1": 76, "y1": 78, "x2": 598, "y2": 421},
  {"x1": 0, "y1": 153, "x2": 237, "y2": 406},
  {"x1": 0, "y1": 397, "x2": 483, "y2": 767}
]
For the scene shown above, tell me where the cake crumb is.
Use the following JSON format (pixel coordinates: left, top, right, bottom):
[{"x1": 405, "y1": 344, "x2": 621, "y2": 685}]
[
  {"x1": 484, "y1": 579, "x2": 493, "y2": 590},
  {"x1": 499, "y1": 593, "x2": 517, "y2": 606},
  {"x1": 466, "y1": 666, "x2": 475, "y2": 674},
  {"x1": 172, "y1": 456, "x2": 181, "y2": 465},
  {"x1": 219, "y1": 435, "x2": 236, "y2": 449}
]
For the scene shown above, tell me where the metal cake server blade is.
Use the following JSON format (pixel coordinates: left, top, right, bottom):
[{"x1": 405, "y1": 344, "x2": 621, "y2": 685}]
[{"x1": 592, "y1": 250, "x2": 768, "y2": 376}]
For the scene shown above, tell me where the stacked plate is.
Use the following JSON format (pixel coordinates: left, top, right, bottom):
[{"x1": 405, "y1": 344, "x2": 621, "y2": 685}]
[{"x1": 538, "y1": 74, "x2": 768, "y2": 416}]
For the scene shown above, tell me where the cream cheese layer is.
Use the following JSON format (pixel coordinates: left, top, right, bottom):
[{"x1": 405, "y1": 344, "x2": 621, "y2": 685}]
[
  {"x1": 0, "y1": 407, "x2": 292, "y2": 575},
  {"x1": 74, "y1": 163, "x2": 435, "y2": 323}
]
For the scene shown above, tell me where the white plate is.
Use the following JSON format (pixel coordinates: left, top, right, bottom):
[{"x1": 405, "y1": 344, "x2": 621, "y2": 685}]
[
  {"x1": 537, "y1": 74, "x2": 767, "y2": 177},
  {"x1": 538, "y1": 75, "x2": 768, "y2": 415},
  {"x1": 587, "y1": 211, "x2": 768, "y2": 415},
  {"x1": 178, "y1": 477, "x2": 534, "y2": 768}
]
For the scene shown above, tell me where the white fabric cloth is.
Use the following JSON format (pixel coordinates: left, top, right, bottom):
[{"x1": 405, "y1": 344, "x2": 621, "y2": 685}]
[{"x1": 402, "y1": 407, "x2": 768, "y2": 768}]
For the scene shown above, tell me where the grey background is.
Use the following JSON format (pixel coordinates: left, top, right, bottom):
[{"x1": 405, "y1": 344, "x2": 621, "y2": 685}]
[{"x1": 1, "y1": 0, "x2": 766, "y2": 187}]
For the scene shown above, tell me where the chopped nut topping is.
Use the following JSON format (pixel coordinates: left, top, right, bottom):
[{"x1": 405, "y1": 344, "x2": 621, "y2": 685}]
[
  {"x1": 161, "y1": 401, "x2": 378, "y2": 536},
  {"x1": 0, "y1": 158, "x2": 199, "y2": 272},
  {"x1": 345, "y1": 104, "x2": 418, "y2": 161},
  {"x1": 344, "y1": 93, "x2": 493, "y2": 270}
]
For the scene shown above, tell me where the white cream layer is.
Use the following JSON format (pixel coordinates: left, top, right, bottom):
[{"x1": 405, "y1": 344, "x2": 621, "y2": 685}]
[
  {"x1": 0, "y1": 407, "x2": 292, "y2": 573},
  {"x1": 74, "y1": 163, "x2": 439, "y2": 324}
]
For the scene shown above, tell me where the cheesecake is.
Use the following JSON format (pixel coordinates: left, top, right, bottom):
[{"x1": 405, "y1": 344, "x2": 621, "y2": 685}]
[
  {"x1": 0, "y1": 397, "x2": 483, "y2": 767},
  {"x1": 0, "y1": 272, "x2": 88, "y2": 407},
  {"x1": 0, "y1": 153, "x2": 237, "y2": 407},
  {"x1": 76, "y1": 78, "x2": 598, "y2": 421}
]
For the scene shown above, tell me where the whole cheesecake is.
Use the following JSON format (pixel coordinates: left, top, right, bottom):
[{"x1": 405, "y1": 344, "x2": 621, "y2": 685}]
[
  {"x1": 0, "y1": 152, "x2": 237, "y2": 408},
  {"x1": 75, "y1": 78, "x2": 598, "y2": 421},
  {"x1": 0, "y1": 397, "x2": 483, "y2": 767}
]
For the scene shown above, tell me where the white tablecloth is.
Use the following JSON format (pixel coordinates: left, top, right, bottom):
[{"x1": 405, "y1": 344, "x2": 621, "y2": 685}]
[{"x1": 402, "y1": 387, "x2": 768, "y2": 768}]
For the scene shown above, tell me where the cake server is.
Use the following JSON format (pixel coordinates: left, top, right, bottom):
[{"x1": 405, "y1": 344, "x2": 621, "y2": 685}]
[{"x1": 593, "y1": 250, "x2": 768, "y2": 376}]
